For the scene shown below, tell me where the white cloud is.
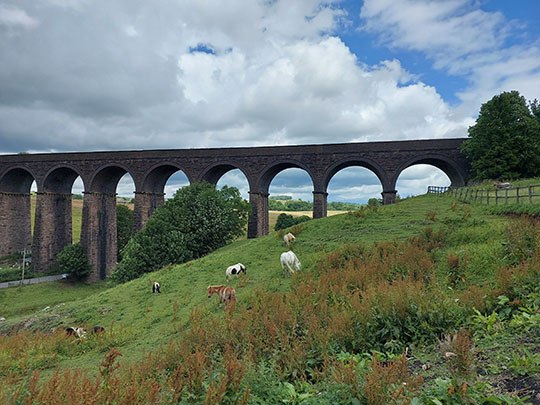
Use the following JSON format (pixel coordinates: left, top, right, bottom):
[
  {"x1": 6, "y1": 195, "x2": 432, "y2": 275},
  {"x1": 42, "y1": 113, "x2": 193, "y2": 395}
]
[
  {"x1": 1, "y1": 0, "x2": 482, "y2": 201},
  {"x1": 360, "y1": 0, "x2": 540, "y2": 114},
  {"x1": 0, "y1": 4, "x2": 38, "y2": 29}
]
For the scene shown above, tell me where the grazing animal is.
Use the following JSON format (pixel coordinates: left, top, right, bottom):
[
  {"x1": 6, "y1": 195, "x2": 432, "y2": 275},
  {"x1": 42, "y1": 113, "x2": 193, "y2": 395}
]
[
  {"x1": 207, "y1": 285, "x2": 236, "y2": 306},
  {"x1": 493, "y1": 181, "x2": 514, "y2": 190},
  {"x1": 92, "y1": 326, "x2": 105, "y2": 335},
  {"x1": 65, "y1": 327, "x2": 86, "y2": 338},
  {"x1": 280, "y1": 251, "x2": 301, "y2": 277},
  {"x1": 226, "y1": 263, "x2": 246, "y2": 282},
  {"x1": 152, "y1": 281, "x2": 161, "y2": 294},
  {"x1": 283, "y1": 232, "x2": 296, "y2": 247}
]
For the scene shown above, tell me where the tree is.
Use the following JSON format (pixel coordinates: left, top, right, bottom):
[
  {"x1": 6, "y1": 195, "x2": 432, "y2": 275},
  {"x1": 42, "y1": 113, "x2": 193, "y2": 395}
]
[
  {"x1": 111, "y1": 182, "x2": 251, "y2": 283},
  {"x1": 116, "y1": 204, "x2": 133, "y2": 261},
  {"x1": 460, "y1": 91, "x2": 540, "y2": 180},
  {"x1": 57, "y1": 243, "x2": 91, "y2": 280}
]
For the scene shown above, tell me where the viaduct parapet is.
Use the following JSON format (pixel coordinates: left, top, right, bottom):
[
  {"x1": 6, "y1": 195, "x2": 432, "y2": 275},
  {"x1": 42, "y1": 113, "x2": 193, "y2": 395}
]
[{"x1": 0, "y1": 138, "x2": 469, "y2": 281}]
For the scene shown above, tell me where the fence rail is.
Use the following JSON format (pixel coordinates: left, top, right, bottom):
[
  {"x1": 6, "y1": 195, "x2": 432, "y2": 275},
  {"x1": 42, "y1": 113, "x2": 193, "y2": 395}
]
[{"x1": 428, "y1": 184, "x2": 540, "y2": 205}]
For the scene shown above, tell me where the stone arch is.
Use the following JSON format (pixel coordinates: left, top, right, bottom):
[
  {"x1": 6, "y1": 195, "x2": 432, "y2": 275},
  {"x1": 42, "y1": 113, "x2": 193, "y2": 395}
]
[
  {"x1": 322, "y1": 157, "x2": 388, "y2": 192},
  {"x1": 392, "y1": 154, "x2": 467, "y2": 191},
  {"x1": 248, "y1": 160, "x2": 315, "y2": 239},
  {"x1": 0, "y1": 167, "x2": 36, "y2": 256},
  {"x1": 199, "y1": 162, "x2": 254, "y2": 190},
  {"x1": 42, "y1": 165, "x2": 85, "y2": 193},
  {"x1": 257, "y1": 159, "x2": 315, "y2": 193},
  {"x1": 0, "y1": 166, "x2": 36, "y2": 193},
  {"x1": 134, "y1": 163, "x2": 192, "y2": 233},
  {"x1": 89, "y1": 163, "x2": 135, "y2": 194},
  {"x1": 141, "y1": 162, "x2": 193, "y2": 194}
]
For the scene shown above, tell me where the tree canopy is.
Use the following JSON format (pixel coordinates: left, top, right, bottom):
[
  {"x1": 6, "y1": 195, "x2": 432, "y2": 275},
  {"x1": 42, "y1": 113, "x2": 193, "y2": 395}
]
[
  {"x1": 460, "y1": 91, "x2": 540, "y2": 180},
  {"x1": 111, "y1": 182, "x2": 251, "y2": 283}
]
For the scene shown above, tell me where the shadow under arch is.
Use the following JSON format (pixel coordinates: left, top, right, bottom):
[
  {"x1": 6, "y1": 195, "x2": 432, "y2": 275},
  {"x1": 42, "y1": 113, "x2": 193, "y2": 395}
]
[
  {"x1": 200, "y1": 162, "x2": 253, "y2": 191},
  {"x1": 392, "y1": 155, "x2": 467, "y2": 191},
  {"x1": 89, "y1": 163, "x2": 135, "y2": 194},
  {"x1": 0, "y1": 166, "x2": 36, "y2": 193},
  {"x1": 141, "y1": 162, "x2": 193, "y2": 194},
  {"x1": 0, "y1": 167, "x2": 36, "y2": 256},
  {"x1": 42, "y1": 165, "x2": 85, "y2": 193},
  {"x1": 256, "y1": 159, "x2": 315, "y2": 193}
]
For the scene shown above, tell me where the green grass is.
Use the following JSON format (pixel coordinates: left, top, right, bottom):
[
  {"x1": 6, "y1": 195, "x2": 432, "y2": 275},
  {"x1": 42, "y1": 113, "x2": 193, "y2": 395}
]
[
  {"x1": 0, "y1": 281, "x2": 108, "y2": 319},
  {"x1": 2, "y1": 192, "x2": 536, "y2": 401},
  {"x1": 2, "y1": 195, "x2": 503, "y2": 365}
]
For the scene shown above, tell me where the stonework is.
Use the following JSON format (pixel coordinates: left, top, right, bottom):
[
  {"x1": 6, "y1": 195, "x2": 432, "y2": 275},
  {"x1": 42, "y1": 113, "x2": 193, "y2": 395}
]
[{"x1": 0, "y1": 139, "x2": 470, "y2": 281}]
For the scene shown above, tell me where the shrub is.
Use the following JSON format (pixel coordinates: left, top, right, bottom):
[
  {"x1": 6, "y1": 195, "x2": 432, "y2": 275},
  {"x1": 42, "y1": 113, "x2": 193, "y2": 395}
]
[
  {"x1": 274, "y1": 213, "x2": 310, "y2": 231},
  {"x1": 56, "y1": 243, "x2": 91, "y2": 279},
  {"x1": 112, "y1": 182, "x2": 251, "y2": 282}
]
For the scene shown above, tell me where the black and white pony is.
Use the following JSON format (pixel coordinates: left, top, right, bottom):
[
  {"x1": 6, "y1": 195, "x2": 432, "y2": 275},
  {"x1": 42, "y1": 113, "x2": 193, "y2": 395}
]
[
  {"x1": 152, "y1": 281, "x2": 161, "y2": 294},
  {"x1": 226, "y1": 263, "x2": 246, "y2": 282}
]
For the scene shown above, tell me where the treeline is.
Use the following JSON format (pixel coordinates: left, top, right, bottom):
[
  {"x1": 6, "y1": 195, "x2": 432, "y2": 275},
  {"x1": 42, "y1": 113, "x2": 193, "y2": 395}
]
[{"x1": 269, "y1": 199, "x2": 367, "y2": 211}]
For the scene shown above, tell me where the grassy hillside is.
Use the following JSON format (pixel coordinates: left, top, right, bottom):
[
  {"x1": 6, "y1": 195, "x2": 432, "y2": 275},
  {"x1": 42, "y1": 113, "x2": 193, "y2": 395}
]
[{"x1": 2, "y1": 193, "x2": 539, "y2": 403}]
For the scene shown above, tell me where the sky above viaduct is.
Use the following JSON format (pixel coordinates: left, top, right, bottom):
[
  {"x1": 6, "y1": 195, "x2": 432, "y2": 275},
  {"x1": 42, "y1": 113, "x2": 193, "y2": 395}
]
[{"x1": 1, "y1": 0, "x2": 539, "y2": 202}]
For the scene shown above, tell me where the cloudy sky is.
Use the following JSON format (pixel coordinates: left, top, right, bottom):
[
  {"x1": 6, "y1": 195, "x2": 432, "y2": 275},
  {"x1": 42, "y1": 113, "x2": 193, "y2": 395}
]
[{"x1": 1, "y1": 0, "x2": 539, "y2": 202}]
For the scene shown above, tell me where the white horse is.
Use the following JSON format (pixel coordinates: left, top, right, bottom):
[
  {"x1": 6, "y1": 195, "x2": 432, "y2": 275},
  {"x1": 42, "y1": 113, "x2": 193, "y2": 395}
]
[
  {"x1": 280, "y1": 251, "x2": 301, "y2": 277},
  {"x1": 226, "y1": 263, "x2": 246, "y2": 282}
]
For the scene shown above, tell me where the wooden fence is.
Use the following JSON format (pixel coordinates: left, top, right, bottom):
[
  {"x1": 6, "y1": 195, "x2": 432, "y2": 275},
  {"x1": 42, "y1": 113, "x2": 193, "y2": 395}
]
[{"x1": 428, "y1": 184, "x2": 540, "y2": 205}]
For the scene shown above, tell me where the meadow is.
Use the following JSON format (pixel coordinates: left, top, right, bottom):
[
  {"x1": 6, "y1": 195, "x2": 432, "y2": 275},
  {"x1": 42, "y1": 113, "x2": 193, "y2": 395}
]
[{"x1": 1, "y1": 192, "x2": 539, "y2": 403}]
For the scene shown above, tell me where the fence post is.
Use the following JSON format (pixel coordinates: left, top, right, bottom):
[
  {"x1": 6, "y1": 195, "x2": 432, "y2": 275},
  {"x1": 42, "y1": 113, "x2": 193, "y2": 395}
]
[
  {"x1": 529, "y1": 186, "x2": 533, "y2": 203},
  {"x1": 516, "y1": 187, "x2": 520, "y2": 204},
  {"x1": 505, "y1": 188, "x2": 508, "y2": 205},
  {"x1": 487, "y1": 190, "x2": 490, "y2": 205}
]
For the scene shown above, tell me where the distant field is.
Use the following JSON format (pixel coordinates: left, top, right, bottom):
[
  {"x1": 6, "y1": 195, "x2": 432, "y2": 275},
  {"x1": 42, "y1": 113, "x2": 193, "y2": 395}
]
[
  {"x1": 268, "y1": 210, "x2": 343, "y2": 230},
  {"x1": 30, "y1": 197, "x2": 133, "y2": 243},
  {"x1": 29, "y1": 196, "x2": 344, "y2": 243}
]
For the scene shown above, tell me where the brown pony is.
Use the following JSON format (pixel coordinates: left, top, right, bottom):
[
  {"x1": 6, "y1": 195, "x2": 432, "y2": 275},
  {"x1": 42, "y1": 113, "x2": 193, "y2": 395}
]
[{"x1": 207, "y1": 285, "x2": 236, "y2": 306}]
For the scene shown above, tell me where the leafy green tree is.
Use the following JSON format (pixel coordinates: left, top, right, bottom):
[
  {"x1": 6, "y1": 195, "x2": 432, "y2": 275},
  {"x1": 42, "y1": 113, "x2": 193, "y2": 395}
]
[
  {"x1": 530, "y1": 99, "x2": 540, "y2": 124},
  {"x1": 57, "y1": 243, "x2": 91, "y2": 280},
  {"x1": 460, "y1": 91, "x2": 540, "y2": 180},
  {"x1": 116, "y1": 204, "x2": 133, "y2": 261},
  {"x1": 112, "y1": 182, "x2": 251, "y2": 283}
]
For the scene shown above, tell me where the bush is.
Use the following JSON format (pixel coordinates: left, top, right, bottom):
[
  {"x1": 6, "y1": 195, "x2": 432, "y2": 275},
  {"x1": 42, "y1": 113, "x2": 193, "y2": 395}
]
[
  {"x1": 274, "y1": 213, "x2": 310, "y2": 231},
  {"x1": 112, "y1": 182, "x2": 251, "y2": 283},
  {"x1": 57, "y1": 243, "x2": 91, "y2": 279}
]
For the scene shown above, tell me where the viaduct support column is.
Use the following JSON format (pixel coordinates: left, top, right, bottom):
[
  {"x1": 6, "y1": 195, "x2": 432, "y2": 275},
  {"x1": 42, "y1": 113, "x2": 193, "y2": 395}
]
[
  {"x1": 312, "y1": 191, "x2": 328, "y2": 219},
  {"x1": 0, "y1": 192, "x2": 31, "y2": 257},
  {"x1": 133, "y1": 192, "x2": 165, "y2": 233},
  {"x1": 247, "y1": 191, "x2": 269, "y2": 238},
  {"x1": 80, "y1": 192, "x2": 118, "y2": 282},
  {"x1": 381, "y1": 190, "x2": 397, "y2": 205},
  {"x1": 32, "y1": 192, "x2": 72, "y2": 272}
]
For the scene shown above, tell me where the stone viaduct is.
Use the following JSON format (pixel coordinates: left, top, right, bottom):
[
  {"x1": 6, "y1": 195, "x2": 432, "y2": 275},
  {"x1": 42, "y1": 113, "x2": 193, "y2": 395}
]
[{"x1": 0, "y1": 138, "x2": 469, "y2": 281}]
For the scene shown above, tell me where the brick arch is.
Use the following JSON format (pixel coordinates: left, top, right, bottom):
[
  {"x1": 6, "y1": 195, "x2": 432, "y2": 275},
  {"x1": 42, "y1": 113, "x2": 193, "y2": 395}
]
[
  {"x1": 322, "y1": 157, "x2": 389, "y2": 192},
  {"x1": 42, "y1": 165, "x2": 85, "y2": 193},
  {"x1": 199, "y1": 162, "x2": 254, "y2": 190},
  {"x1": 141, "y1": 162, "x2": 193, "y2": 194},
  {"x1": 257, "y1": 159, "x2": 315, "y2": 193},
  {"x1": 0, "y1": 166, "x2": 36, "y2": 193},
  {"x1": 392, "y1": 154, "x2": 467, "y2": 191},
  {"x1": 89, "y1": 163, "x2": 136, "y2": 194}
]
